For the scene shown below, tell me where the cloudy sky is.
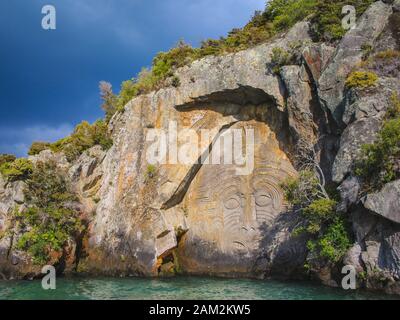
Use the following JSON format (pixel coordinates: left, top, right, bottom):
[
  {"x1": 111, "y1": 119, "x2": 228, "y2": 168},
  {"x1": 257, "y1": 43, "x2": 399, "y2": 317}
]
[{"x1": 0, "y1": 0, "x2": 266, "y2": 157}]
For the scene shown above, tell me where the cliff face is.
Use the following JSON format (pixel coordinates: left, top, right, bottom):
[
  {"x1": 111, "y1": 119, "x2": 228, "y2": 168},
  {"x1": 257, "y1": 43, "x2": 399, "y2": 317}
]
[{"x1": 1, "y1": 0, "x2": 400, "y2": 294}]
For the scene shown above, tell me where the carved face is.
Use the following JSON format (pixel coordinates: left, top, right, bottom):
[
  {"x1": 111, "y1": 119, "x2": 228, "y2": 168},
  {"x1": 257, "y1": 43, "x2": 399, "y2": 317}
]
[
  {"x1": 218, "y1": 172, "x2": 285, "y2": 253},
  {"x1": 183, "y1": 122, "x2": 296, "y2": 256}
]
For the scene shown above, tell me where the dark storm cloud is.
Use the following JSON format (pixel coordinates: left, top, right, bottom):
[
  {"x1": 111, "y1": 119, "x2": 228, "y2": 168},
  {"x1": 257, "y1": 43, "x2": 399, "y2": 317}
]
[{"x1": 0, "y1": 0, "x2": 265, "y2": 156}]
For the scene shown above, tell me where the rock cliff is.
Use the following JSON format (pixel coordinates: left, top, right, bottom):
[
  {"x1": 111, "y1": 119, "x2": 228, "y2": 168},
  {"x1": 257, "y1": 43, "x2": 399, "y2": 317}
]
[{"x1": 1, "y1": 0, "x2": 400, "y2": 295}]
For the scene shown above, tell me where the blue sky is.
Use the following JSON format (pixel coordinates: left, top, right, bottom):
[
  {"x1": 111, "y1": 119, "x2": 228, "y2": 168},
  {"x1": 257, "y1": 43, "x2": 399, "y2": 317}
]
[{"x1": 0, "y1": 0, "x2": 266, "y2": 157}]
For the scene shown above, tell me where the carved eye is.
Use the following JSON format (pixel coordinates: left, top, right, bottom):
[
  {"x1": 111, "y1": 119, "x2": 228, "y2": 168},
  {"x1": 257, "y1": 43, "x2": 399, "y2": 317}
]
[
  {"x1": 224, "y1": 197, "x2": 240, "y2": 210},
  {"x1": 255, "y1": 194, "x2": 272, "y2": 207}
]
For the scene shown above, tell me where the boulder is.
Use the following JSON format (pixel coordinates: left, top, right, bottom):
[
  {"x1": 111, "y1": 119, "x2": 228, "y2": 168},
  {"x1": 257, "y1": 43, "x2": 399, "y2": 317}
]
[
  {"x1": 337, "y1": 176, "x2": 360, "y2": 212},
  {"x1": 363, "y1": 180, "x2": 400, "y2": 224},
  {"x1": 280, "y1": 65, "x2": 315, "y2": 143},
  {"x1": 332, "y1": 116, "x2": 381, "y2": 183}
]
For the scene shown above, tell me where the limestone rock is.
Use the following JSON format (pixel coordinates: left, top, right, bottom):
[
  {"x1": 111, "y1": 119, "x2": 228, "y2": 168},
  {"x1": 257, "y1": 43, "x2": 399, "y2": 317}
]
[
  {"x1": 332, "y1": 116, "x2": 381, "y2": 183},
  {"x1": 337, "y1": 176, "x2": 360, "y2": 212},
  {"x1": 302, "y1": 43, "x2": 335, "y2": 82},
  {"x1": 343, "y1": 244, "x2": 363, "y2": 274},
  {"x1": 351, "y1": 208, "x2": 378, "y2": 243},
  {"x1": 28, "y1": 149, "x2": 69, "y2": 169},
  {"x1": 280, "y1": 65, "x2": 315, "y2": 143},
  {"x1": 361, "y1": 241, "x2": 382, "y2": 273},
  {"x1": 86, "y1": 23, "x2": 311, "y2": 277},
  {"x1": 333, "y1": 77, "x2": 399, "y2": 184},
  {"x1": 69, "y1": 146, "x2": 106, "y2": 213},
  {"x1": 363, "y1": 180, "x2": 400, "y2": 224}
]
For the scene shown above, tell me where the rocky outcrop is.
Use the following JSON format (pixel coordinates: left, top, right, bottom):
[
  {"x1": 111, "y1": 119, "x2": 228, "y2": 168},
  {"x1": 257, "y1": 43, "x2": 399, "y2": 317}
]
[
  {"x1": 280, "y1": 65, "x2": 316, "y2": 143},
  {"x1": 318, "y1": 1, "x2": 393, "y2": 125},
  {"x1": 1, "y1": 0, "x2": 400, "y2": 296},
  {"x1": 332, "y1": 78, "x2": 400, "y2": 183},
  {"x1": 86, "y1": 21, "x2": 312, "y2": 277},
  {"x1": 363, "y1": 180, "x2": 400, "y2": 224}
]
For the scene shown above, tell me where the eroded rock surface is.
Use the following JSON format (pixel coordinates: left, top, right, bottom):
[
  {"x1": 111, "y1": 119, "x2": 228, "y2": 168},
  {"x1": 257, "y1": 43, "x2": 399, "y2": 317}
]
[
  {"x1": 363, "y1": 180, "x2": 400, "y2": 224},
  {"x1": 318, "y1": 1, "x2": 392, "y2": 124}
]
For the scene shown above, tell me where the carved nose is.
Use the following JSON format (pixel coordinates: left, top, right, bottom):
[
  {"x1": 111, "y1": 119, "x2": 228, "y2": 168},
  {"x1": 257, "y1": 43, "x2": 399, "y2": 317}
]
[{"x1": 242, "y1": 193, "x2": 256, "y2": 227}]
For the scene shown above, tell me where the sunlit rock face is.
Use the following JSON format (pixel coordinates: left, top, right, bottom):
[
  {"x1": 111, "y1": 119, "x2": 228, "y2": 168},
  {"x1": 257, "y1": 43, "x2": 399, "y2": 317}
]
[
  {"x1": 85, "y1": 94, "x2": 299, "y2": 277},
  {"x1": 177, "y1": 120, "x2": 296, "y2": 276},
  {"x1": 83, "y1": 22, "x2": 312, "y2": 277}
]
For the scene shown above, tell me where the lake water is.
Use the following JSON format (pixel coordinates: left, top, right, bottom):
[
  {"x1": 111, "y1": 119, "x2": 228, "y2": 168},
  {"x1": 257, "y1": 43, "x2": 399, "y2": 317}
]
[{"x1": 0, "y1": 276, "x2": 397, "y2": 300}]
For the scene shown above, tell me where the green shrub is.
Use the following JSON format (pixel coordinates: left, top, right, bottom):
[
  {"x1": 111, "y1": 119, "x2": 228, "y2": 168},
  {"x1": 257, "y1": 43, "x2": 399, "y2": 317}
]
[
  {"x1": 146, "y1": 164, "x2": 157, "y2": 179},
  {"x1": 28, "y1": 142, "x2": 51, "y2": 156},
  {"x1": 270, "y1": 47, "x2": 294, "y2": 74},
  {"x1": 217, "y1": 14, "x2": 272, "y2": 53},
  {"x1": 24, "y1": 161, "x2": 77, "y2": 207},
  {"x1": 266, "y1": 0, "x2": 316, "y2": 31},
  {"x1": 15, "y1": 161, "x2": 82, "y2": 265},
  {"x1": 345, "y1": 71, "x2": 378, "y2": 89},
  {"x1": 0, "y1": 154, "x2": 16, "y2": 167},
  {"x1": 153, "y1": 41, "x2": 196, "y2": 77},
  {"x1": 281, "y1": 170, "x2": 320, "y2": 207},
  {"x1": 314, "y1": 217, "x2": 352, "y2": 263},
  {"x1": 311, "y1": 0, "x2": 375, "y2": 42},
  {"x1": 51, "y1": 120, "x2": 112, "y2": 162},
  {"x1": 282, "y1": 170, "x2": 352, "y2": 265},
  {"x1": 356, "y1": 93, "x2": 400, "y2": 190},
  {"x1": 296, "y1": 198, "x2": 351, "y2": 265},
  {"x1": 303, "y1": 198, "x2": 337, "y2": 234},
  {"x1": 16, "y1": 206, "x2": 82, "y2": 265},
  {"x1": 116, "y1": 79, "x2": 139, "y2": 111},
  {"x1": 356, "y1": 117, "x2": 400, "y2": 189},
  {"x1": 0, "y1": 158, "x2": 33, "y2": 182},
  {"x1": 91, "y1": 120, "x2": 114, "y2": 150},
  {"x1": 386, "y1": 93, "x2": 400, "y2": 119}
]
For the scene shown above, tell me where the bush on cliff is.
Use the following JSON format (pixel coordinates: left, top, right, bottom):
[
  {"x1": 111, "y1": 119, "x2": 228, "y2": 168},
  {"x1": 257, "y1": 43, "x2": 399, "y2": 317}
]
[
  {"x1": 270, "y1": 47, "x2": 295, "y2": 74},
  {"x1": 345, "y1": 71, "x2": 378, "y2": 89},
  {"x1": 99, "y1": 81, "x2": 118, "y2": 122},
  {"x1": 28, "y1": 142, "x2": 51, "y2": 156},
  {"x1": 0, "y1": 158, "x2": 33, "y2": 182},
  {"x1": 265, "y1": 0, "x2": 316, "y2": 31},
  {"x1": 51, "y1": 120, "x2": 113, "y2": 162},
  {"x1": 362, "y1": 49, "x2": 400, "y2": 78},
  {"x1": 0, "y1": 154, "x2": 16, "y2": 167},
  {"x1": 311, "y1": 216, "x2": 352, "y2": 263},
  {"x1": 281, "y1": 170, "x2": 321, "y2": 207},
  {"x1": 282, "y1": 171, "x2": 352, "y2": 265},
  {"x1": 311, "y1": 0, "x2": 375, "y2": 42},
  {"x1": 15, "y1": 161, "x2": 83, "y2": 265}
]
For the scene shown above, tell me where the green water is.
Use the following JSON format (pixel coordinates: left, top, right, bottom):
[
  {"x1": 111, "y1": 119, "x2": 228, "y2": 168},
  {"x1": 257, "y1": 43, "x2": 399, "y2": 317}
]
[{"x1": 0, "y1": 277, "x2": 397, "y2": 300}]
